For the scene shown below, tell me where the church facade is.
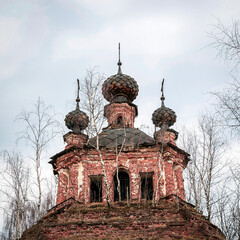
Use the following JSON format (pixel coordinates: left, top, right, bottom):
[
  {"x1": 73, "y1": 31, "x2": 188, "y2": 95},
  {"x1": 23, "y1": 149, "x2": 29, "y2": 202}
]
[
  {"x1": 21, "y1": 48, "x2": 225, "y2": 239},
  {"x1": 51, "y1": 49, "x2": 188, "y2": 206}
]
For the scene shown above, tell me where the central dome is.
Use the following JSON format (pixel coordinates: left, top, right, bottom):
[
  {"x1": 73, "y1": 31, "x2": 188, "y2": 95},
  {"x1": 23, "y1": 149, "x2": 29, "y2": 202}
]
[
  {"x1": 102, "y1": 73, "x2": 139, "y2": 103},
  {"x1": 102, "y1": 43, "x2": 139, "y2": 103}
]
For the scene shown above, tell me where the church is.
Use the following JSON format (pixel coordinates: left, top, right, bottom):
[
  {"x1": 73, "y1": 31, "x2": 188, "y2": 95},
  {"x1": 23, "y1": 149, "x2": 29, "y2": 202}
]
[{"x1": 22, "y1": 47, "x2": 225, "y2": 239}]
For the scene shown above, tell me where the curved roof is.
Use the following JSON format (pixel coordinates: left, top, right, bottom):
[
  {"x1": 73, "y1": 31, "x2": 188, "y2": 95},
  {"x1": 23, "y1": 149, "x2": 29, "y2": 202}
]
[
  {"x1": 88, "y1": 127, "x2": 155, "y2": 149},
  {"x1": 152, "y1": 105, "x2": 176, "y2": 128},
  {"x1": 65, "y1": 109, "x2": 89, "y2": 133},
  {"x1": 102, "y1": 73, "x2": 139, "y2": 103}
]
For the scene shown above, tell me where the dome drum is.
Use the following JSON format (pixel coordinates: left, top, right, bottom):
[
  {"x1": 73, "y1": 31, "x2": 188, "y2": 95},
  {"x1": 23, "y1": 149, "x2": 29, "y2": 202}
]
[{"x1": 104, "y1": 103, "x2": 136, "y2": 128}]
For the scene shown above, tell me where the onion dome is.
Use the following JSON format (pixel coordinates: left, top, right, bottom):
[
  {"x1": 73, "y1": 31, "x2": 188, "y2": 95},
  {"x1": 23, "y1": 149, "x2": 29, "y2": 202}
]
[
  {"x1": 102, "y1": 43, "x2": 139, "y2": 103},
  {"x1": 65, "y1": 79, "x2": 89, "y2": 134},
  {"x1": 152, "y1": 79, "x2": 176, "y2": 129}
]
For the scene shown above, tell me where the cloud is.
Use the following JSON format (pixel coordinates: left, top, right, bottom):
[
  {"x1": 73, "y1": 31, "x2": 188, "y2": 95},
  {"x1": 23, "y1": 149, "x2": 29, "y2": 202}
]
[
  {"x1": 0, "y1": 3, "x2": 50, "y2": 80},
  {"x1": 0, "y1": 16, "x2": 24, "y2": 79},
  {"x1": 51, "y1": 13, "x2": 191, "y2": 69},
  {"x1": 0, "y1": 16, "x2": 22, "y2": 56}
]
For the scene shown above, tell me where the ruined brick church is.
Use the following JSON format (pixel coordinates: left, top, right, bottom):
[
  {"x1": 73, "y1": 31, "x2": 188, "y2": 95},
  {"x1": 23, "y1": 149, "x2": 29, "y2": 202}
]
[{"x1": 22, "y1": 47, "x2": 225, "y2": 239}]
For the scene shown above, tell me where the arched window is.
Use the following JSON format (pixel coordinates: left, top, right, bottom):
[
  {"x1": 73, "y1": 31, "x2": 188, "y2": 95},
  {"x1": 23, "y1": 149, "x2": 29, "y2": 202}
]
[
  {"x1": 117, "y1": 115, "x2": 123, "y2": 126},
  {"x1": 114, "y1": 171, "x2": 130, "y2": 201}
]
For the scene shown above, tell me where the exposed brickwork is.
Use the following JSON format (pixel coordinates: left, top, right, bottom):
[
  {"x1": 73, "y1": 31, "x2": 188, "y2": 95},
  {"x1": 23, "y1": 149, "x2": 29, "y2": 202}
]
[
  {"x1": 21, "y1": 195, "x2": 225, "y2": 240},
  {"x1": 22, "y1": 71, "x2": 225, "y2": 239},
  {"x1": 54, "y1": 143, "x2": 188, "y2": 204},
  {"x1": 164, "y1": 159, "x2": 175, "y2": 196},
  {"x1": 63, "y1": 132, "x2": 87, "y2": 149},
  {"x1": 174, "y1": 165, "x2": 185, "y2": 200},
  {"x1": 155, "y1": 130, "x2": 177, "y2": 146},
  {"x1": 56, "y1": 169, "x2": 69, "y2": 204},
  {"x1": 104, "y1": 103, "x2": 136, "y2": 128},
  {"x1": 42, "y1": 98, "x2": 224, "y2": 239},
  {"x1": 51, "y1": 100, "x2": 190, "y2": 205}
]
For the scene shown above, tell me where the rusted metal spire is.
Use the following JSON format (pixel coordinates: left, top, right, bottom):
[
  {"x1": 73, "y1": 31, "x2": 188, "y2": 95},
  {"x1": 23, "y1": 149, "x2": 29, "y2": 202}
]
[
  {"x1": 117, "y1": 42, "x2": 122, "y2": 75},
  {"x1": 161, "y1": 79, "x2": 165, "y2": 107},
  {"x1": 76, "y1": 79, "x2": 80, "y2": 109}
]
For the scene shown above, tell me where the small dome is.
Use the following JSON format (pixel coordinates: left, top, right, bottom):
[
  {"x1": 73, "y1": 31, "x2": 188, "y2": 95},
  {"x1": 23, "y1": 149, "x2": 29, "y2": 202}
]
[
  {"x1": 65, "y1": 109, "x2": 89, "y2": 134},
  {"x1": 152, "y1": 106, "x2": 176, "y2": 128},
  {"x1": 65, "y1": 79, "x2": 89, "y2": 134},
  {"x1": 102, "y1": 73, "x2": 139, "y2": 103},
  {"x1": 152, "y1": 79, "x2": 176, "y2": 129}
]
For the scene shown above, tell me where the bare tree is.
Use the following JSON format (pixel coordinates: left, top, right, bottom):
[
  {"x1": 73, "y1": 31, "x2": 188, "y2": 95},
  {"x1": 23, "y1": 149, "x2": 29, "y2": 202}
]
[
  {"x1": 181, "y1": 112, "x2": 226, "y2": 220},
  {"x1": 41, "y1": 175, "x2": 58, "y2": 216},
  {"x1": 211, "y1": 163, "x2": 240, "y2": 240},
  {"x1": 16, "y1": 98, "x2": 61, "y2": 219},
  {"x1": 80, "y1": 68, "x2": 131, "y2": 205},
  {"x1": 79, "y1": 68, "x2": 112, "y2": 206},
  {"x1": 80, "y1": 68, "x2": 106, "y2": 138},
  {"x1": 211, "y1": 78, "x2": 240, "y2": 137},
  {"x1": 214, "y1": 182, "x2": 240, "y2": 240},
  {"x1": 209, "y1": 18, "x2": 240, "y2": 136},
  {"x1": 208, "y1": 18, "x2": 240, "y2": 239},
  {"x1": 229, "y1": 164, "x2": 240, "y2": 239},
  {"x1": 115, "y1": 126, "x2": 127, "y2": 203},
  {"x1": 209, "y1": 19, "x2": 240, "y2": 69},
  {"x1": 0, "y1": 150, "x2": 30, "y2": 239}
]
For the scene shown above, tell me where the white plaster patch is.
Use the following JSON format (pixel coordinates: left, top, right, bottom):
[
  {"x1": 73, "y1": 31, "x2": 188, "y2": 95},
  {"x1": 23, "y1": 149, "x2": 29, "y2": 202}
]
[
  {"x1": 77, "y1": 162, "x2": 84, "y2": 196},
  {"x1": 162, "y1": 159, "x2": 166, "y2": 196}
]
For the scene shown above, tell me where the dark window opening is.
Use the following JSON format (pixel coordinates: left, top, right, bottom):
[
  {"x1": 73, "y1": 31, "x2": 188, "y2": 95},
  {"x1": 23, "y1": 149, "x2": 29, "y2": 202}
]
[
  {"x1": 117, "y1": 115, "x2": 123, "y2": 125},
  {"x1": 90, "y1": 176, "x2": 102, "y2": 203},
  {"x1": 114, "y1": 171, "x2": 130, "y2": 201},
  {"x1": 141, "y1": 173, "x2": 153, "y2": 200}
]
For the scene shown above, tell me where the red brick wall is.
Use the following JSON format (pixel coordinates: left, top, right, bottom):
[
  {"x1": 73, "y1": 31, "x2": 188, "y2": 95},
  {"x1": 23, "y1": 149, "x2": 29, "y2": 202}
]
[
  {"x1": 104, "y1": 103, "x2": 136, "y2": 127},
  {"x1": 56, "y1": 170, "x2": 68, "y2": 204},
  {"x1": 55, "y1": 144, "x2": 187, "y2": 204},
  {"x1": 22, "y1": 196, "x2": 225, "y2": 240},
  {"x1": 64, "y1": 133, "x2": 87, "y2": 149},
  {"x1": 174, "y1": 165, "x2": 186, "y2": 200}
]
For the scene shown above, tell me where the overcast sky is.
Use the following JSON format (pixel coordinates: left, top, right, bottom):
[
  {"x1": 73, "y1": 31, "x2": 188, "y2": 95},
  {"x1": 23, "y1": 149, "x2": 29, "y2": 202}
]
[
  {"x1": 1, "y1": 0, "x2": 240, "y2": 231},
  {"x1": 1, "y1": 0, "x2": 240, "y2": 168}
]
